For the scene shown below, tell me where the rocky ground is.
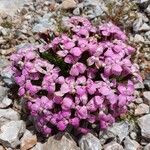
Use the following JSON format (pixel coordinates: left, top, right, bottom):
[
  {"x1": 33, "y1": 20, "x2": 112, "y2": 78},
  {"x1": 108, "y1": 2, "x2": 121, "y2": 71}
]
[{"x1": 0, "y1": 0, "x2": 150, "y2": 149}]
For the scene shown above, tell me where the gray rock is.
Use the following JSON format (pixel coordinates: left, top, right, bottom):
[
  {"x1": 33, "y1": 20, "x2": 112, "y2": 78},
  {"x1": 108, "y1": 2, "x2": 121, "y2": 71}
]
[
  {"x1": 0, "y1": 96, "x2": 12, "y2": 108},
  {"x1": 103, "y1": 142, "x2": 123, "y2": 150},
  {"x1": 139, "y1": 23, "x2": 150, "y2": 31},
  {"x1": 134, "y1": 34, "x2": 144, "y2": 43},
  {"x1": 144, "y1": 80, "x2": 150, "y2": 90},
  {"x1": 130, "y1": 132, "x2": 137, "y2": 140},
  {"x1": 0, "y1": 0, "x2": 32, "y2": 16},
  {"x1": 135, "y1": 82, "x2": 145, "y2": 89},
  {"x1": 32, "y1": 133, "x2": 80, "y2": 150},
  {"x1": 138, "y1": 114, "x2": 150, "y2": 139},
  {"x1": 0, "y1": 86, "x2": 8, "y2": 101},
  {"x1": 0, "y1": 108, "x2": 20, "y2": 126},
  {"x1": 0, "y1": 120, "x2": 26, "y2": 148},
  {"x1": 145, "y1": 31, "x2": 150, "y2": 40},
  {"x1": 79, "y1": 133, "x2": 102, "y2": 150},
  {"x1": 144, "y1": 143, "x2": 150, "y2": 150},
  {"x1": 20, "y1": 129, "x2": 37, "y2": 150},
  {"x1": 106, "y1": 121, "x2": 130, "y2": 143},
  {"x1": 134, "y1": 104, "x2": 149, "y2": 116},
  {"x1": 1, "y1": 67, "x2": 14, "y2": 86},
  {"x1": 124, "y1": 136, "x2": 142, "y2": 150},
  {"x1": 135, "y1": 98, "x2": 143, "y2": 104},
  {"x1": 133, "y1": 18, "x2": 143, "y2": 32},
  {"x1": 145, "y1": 4, "x2": 150, "y2": 14},
  {"x1": 61, "y1": 0, "x2": 77, "y2": 10},
  {"x1": 143, "y1": 91, "x2": 150, "y2": 105}
]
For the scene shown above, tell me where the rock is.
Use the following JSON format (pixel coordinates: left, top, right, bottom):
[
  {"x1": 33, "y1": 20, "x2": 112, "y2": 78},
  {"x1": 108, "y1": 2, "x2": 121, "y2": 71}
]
[
  {"x1": 106, "y1": 121, "x2": 130, "y2": 143},
  {"x1": 103, "y1": 142, "x2": 123, "y2": 150},
  {"x1": 145, "y1": 31, "x2": 150, "y2": 40},
  {"x1": 130, "y1": 132, "x2": 137, "y2": 140},
  {"x1": 134, "y1": 34, "x2": 144, "y2": 43},
  {"x1": 0, "y1": 86, "x2": 8, "y2": 101},
  {"x1": 143, "y1": 91, "x2": 150, "y2": 105},
  {"x1": 0, "y1": 0, "x2": 32, "y2": 16},
  {"x1": 79, "y1": 133, "x2": 102, "y2": 150},
  {"x1": 0, "y1": 108, "x2": 20, "y2": 126},
  {"x1": 0, "y1": 96, "x2": 12, "y2": 108},
  {"x1": 135, "y1": 98, "x2": 143, "y2": 104},
  {"x1": 32, "y1": 133, "x2": 80, "y2": 150},
  {"x1": 20, "y1": 130, "x2": 37, "y2": 150},
  {"x1": 144, "y1": 80, "x2": 150, "y2": 90},
  {"x1": 145, "y1": 4, "x2": 150, "y2": 14},
  {"x1": 144, "y1": 143, "x2": 150, "y2": 150},
  {"x1": 124, "y1": 136, "x2": 142, "y2": 150},
  {"x1": 73, "y1": 7, "x2": 80, "y2": 15},
  {"x1": 133, "y1": 17, "x2": 143, "y2": 32},
  {"x1": 134, "y1": 82, "x2": 145, "y2": 89},
  {"x1": 139, "y1": 23, "x2": 150, "y2": 31},
  {"x1": 61, "y1": 0, "x2": 77, "y2": 10},
  {"x1": 0, "y1": 145, "x2": 5, "y2": 150},
  {"x1": 0, "y1": 66, "x2": 14, "y2": 86},
  {"x1": 0, "y1": 120, "x2": 26, "y2": 148},
  {"x1": 134, "y1": 104, "x2": 149, "y2": 116},
  {"x1": 138, "y1": 114, "x2": 150, "y2": 139}
]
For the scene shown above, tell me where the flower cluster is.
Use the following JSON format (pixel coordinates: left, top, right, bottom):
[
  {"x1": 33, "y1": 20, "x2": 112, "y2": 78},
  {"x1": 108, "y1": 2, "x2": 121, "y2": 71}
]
[{"x1": 10, "y1": 16, "x2": 141, "y2": 136}]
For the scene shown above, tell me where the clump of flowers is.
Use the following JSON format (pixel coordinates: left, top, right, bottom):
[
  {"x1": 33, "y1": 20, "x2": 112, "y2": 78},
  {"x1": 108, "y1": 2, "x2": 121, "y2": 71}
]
[{"x1": 10, "y1": 16, "x2": 141, "y2": 136}]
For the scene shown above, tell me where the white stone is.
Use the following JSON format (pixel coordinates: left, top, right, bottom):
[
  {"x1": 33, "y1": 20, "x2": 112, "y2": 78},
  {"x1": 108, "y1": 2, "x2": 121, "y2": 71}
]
[
  {"x1": 106, "y1": 121, "x2": 130, "y2": 143},
  {"x1": 139, "y1": 23, "x2": 150, "y2": 31},
  {"x1": 79, "y1": 133, "x2": 102, "y2": 150},
  {"x1": 144, "y1": 143, "x2": 150, "y2": 150},
  {"x1": 124, "y1": 136, "x2": 142, "y2": 150},
  {"x1": 134, "y1": 34, "x2": 144, "y2": 43},
  {"x1": 143, "y1": 91, "x2": 150, "y2": 105},
  {"x1": 0, "y1": 108, "x2": 20, "y2": 126},
  {"x1": 61, "y1": 0, "x2": 77, "y2": 10},
  {"x1": 103, "y1": 142, "x2": 123, "y2": 150},
  {"x1": 0, "y1": 120, "x2": 26, "y2": 148},
  {"x1": 135, "y1": 103, "x2": 149, "y2": 116},
  {"x1": 138, "y1": 114, "x2": 150, "y2": 139}
]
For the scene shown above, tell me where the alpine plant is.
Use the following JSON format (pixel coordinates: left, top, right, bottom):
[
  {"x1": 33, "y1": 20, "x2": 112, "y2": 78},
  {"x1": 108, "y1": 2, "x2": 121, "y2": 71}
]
[{"x1": 10, "y1": 16, "x2": 141, "y2": 136}]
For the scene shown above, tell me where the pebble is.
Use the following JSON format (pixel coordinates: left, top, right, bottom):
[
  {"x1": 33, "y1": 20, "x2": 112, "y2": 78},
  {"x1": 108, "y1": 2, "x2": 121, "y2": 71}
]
[
  {"x1": 134, "y1": 103, "x2": 149, "y2": 116},
  {"x1": 31, "y1": 133, "x2": 80, "y2": 150},
  {"x1": 20, "y1": 129, "x2": 37, "y2": 150},
  {"x1": 105, "y1": 121, "x2": 130, "y2": 143},
  {"x1": 103, "y1": 142, "x2": 124, "y2": 150},
  {"x1": 138, "y1": 114, "x2": 150, "y2": 139},
  {"x1": 135, "y1": 98, "x2": 143, "y2": 104},
  {"x1": 124, "y1": 136, "x2": 142, "y2": 150},
  {"x1": 79, "y1": 133, "x2": 102, "y2": 150},
  {"x1": 0, "y1": 108, "x2": 20, "y2": 126},
  {"x1": 143, "y1": 91, "x2": 150, "y2": 105},
  {"x1": 0, "y1": 120, "x2": 26, "y2": 148},
  {"x1": 0, "y1": 86, "x2": 8, "y2": 101},
  {"x1": 61, "y1": 0, "x2": 77, "y2": 10},
  {"x1": 130, "y1": 132, "x2": 137, "y2": 140},
  {"x1": 144, "y1": 80, "x2": 150, "y2": 90},
  {"x1": 139, "y1": 23, "x2": 150, "y2": 31},
  {"x1": 144, "y1": 143, "x2": 150, "y2": 150},
  {"x1": 134, "y1": 34, "x2": 145, "y2": 43},
  {"x1": 0, "y1": 96, "x2": 12, "y2": 108}
]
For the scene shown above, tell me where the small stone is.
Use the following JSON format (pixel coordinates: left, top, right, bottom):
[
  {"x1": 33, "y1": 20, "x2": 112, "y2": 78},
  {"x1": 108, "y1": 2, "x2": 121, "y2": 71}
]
[
  {"x1": 21, "y1": 130, "x2": 37, "y2": 150},
  {"x1": 135, "y1": 104, "x2": 149, "y2": 116},
  {"x1": 0, "y1": 108, "x2": 20, "y2": 126},
  {"x1": 1, "y1": 66, "x2": 14, "y2": 86},
  {"x1": 103, "y1": 142, "x2": 123, "y2": 150},
  {"x1": 145, "y1": 4, "x2": 150, "y2": 14},
  {"x1": 135, "y1": 98, "x2": 143, "y2": 104},
  {"x1": 106, "y1": 121, "x2": 130, "y2": 143},
  {"x1": 0, "y1": 96, "x2": 12, "y2": 108},
  {"x1": 144, "y1": 80, "x2": 150, "y2": 90},
  {"x1": 0, "y1": 86, "x2": 8, "y2": 101},
  {"x1": 134, "y1": 34, "x2": 144, "y2": 43},
  {"x1": 144, "y1": 143, "x2": 150, "y2": 150},
  {"x1": 124, "y1": 136, "x2": 142, "y2": 150},
  {"x1": 135, "y1": 82, "x2": 145, "y2": 89},
  {"x1": 139, "y1": 23, "x2": 150, "y2": 31},
  {"x1": 79, "y1": 133, "x2": 102, "y2": 150},
  {"x1": 73, "y1": 7, "x2": 80, "y2": 15},
  {"x1": 20, "y1": 8, "x2": 28, "y2": 15},
  {"x1": 143, "y1": 91, "x2": 150, "y2": 105},
  {"x1": 32, "y1": 133, "x2": 80, "y2": 150},
  {"x1": 0, "y1": 120, "x2": 26, "y2": 148},
  {"x1": 138, "y1": 114, "x2": 150, "y2": 139},
  {"x1": 0, "y1": 145, "x2": 5, "y2": 150},
  {"x1": 61, "y1": 0, "x2": 77, "y2": 10},
  {"x1": 130, "y1": 132, "x2": 137, "y2": 140}
]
